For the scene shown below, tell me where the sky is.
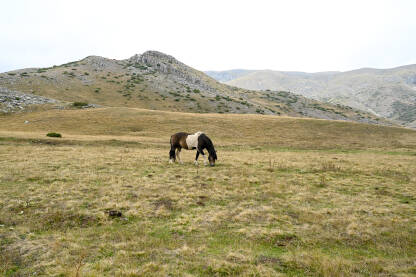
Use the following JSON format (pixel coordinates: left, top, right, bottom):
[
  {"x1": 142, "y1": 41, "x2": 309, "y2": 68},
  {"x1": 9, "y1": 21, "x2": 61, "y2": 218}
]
[{"x1": 1, "y1": 0, "x2": 415, "y2": 73}]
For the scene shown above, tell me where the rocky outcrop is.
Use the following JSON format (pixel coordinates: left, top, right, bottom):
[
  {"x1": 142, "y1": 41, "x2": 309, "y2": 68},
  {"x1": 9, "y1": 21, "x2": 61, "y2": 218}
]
[
  {"x1": 128, "y1": 51, "x2": 218, "y2": 94},
  {"x1": 0, "y1": 87, "x2": 57, "y2": 112},
  {"x1": 82, "y1": 56, "x2": 121, "y2": 71}
]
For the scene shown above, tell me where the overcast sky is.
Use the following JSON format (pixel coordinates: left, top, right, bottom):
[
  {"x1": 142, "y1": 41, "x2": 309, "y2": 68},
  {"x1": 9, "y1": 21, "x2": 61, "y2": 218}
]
[{"x1": 1, "y1": 0, "x2": 415, "y2": 73}]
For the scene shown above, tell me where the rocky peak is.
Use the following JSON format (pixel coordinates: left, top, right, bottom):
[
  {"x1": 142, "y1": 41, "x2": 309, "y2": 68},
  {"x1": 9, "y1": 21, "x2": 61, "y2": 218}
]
[
  {"x1": 128, "y1": 50, "x2": 216, "y2": 93},
  {"x1": 128, "y1": 50, "x2": 182, "y2": 73},
  {"x1": 130, "y1": 50, "x2": 177, "y2": 63},
  {"x1": 81, "y1": 55, "x2": 116, "y2": 69}
]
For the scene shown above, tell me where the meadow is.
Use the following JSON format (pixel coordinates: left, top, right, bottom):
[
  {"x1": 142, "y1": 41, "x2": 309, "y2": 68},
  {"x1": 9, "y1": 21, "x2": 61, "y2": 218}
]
[{"x1": 1, "y1": 107, "x2": 416, "y2": 276}]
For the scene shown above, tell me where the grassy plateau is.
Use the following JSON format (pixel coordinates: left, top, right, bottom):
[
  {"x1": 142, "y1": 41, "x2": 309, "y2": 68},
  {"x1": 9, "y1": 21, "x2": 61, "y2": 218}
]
[{"x1": 1, "y1": 107, "x2": 416, "y2": 276}]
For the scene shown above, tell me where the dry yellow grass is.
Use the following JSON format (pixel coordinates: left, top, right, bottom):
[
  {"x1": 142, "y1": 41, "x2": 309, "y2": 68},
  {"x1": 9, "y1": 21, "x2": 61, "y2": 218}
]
[
  {"x1": 0, "y1": 107, "x2": 415, "y2": 149},
  {"x1": 1, "y1": 108, "x2": 416, "y2": 276}
]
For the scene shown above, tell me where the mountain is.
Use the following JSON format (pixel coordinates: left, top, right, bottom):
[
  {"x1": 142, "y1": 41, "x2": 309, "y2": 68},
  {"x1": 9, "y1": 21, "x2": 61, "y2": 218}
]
[
  {"x1": 204, "y1": 69, "x2": 254, "y2": 82},
  {"x1": 0, "y1": 51, "x2": 387, "y2": 125},
  {"x1": 205, "y1": 65, "x2": 416, "y2": 127}
]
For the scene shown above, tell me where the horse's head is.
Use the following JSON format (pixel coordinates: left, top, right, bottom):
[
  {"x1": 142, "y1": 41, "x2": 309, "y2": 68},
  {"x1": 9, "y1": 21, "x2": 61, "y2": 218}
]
[{"x1": 208, "y1": 150, "x2": 217, "y2": 166}]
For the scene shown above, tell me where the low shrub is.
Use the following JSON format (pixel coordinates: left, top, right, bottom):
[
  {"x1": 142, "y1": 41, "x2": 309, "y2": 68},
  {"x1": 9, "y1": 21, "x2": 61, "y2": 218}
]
[
  {"x1": 46, "y1": 132, "x2": 62, "y2": 138},
  {"x1": 73, "y1": 102, "x2": 89, "y2": 108}
]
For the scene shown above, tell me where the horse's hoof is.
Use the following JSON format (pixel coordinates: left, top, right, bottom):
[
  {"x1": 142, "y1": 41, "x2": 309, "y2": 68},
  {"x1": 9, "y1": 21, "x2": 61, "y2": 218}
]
[
  {"x1": 169, "y1": 159, "x2": 173, "y2": 164},
  {"x1": 194, "y1": 161, "x2": 198, "y2": 165}
]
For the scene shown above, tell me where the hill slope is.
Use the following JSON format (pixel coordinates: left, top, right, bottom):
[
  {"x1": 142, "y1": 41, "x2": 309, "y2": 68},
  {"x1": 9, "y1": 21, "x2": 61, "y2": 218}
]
[
  {"x1": 0, "y1": 51, "x2": 385, "y2": 125},
  {"x1": 0, "y1": 107, "x2": 414, "y2": 150},
  {"x1": 206, "y1": 65, "x2": 416, "y2": 127}
]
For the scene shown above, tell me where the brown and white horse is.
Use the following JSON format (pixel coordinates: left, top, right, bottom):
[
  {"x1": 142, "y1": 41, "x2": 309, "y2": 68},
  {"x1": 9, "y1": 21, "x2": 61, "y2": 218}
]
[{"x1": 169, "y1": 131, "x2": 217, "y2": 166}]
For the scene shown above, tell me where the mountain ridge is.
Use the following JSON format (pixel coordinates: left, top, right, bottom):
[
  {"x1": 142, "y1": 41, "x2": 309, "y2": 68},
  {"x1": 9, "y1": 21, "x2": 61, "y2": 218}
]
[
  {"x1": 205, "y1": 64, "x2": 416, "y2": 127},
  {"x1": 0, "y1": 50, "x2": 389, "y2": 126}
]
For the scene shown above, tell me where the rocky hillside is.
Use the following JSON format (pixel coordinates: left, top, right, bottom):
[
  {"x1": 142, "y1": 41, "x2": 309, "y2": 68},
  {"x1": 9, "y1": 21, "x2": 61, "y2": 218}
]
[
  {"x1": 0, "y1": 51, "x2": 387, "y2": 125},
  {"x1": 206, "y1": 66, "x2": 416, "y2": 127}
]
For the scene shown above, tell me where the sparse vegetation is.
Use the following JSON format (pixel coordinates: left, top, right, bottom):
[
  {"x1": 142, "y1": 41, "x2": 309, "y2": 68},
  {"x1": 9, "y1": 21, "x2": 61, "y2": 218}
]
[
  {"x1": 135, "y1": 64, "x2": 148, "y2": 70},
  {"x1": 72, "y1": 102, "x2": 89, "y2": 108},
  {"x1": 0, "y1": 52, "x2": 385, "y2": 122}
]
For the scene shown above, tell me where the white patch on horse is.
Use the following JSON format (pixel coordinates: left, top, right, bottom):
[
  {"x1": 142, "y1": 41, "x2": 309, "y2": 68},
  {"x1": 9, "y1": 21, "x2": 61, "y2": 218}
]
[{"x1": 186, "y1": 131, "x2": 203, "y2": 149}]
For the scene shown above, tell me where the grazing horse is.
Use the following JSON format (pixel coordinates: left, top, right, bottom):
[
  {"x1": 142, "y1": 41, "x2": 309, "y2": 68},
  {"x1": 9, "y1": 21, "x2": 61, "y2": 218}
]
[{"x1": 169, "y1": 131, "x2": 217, "y2": 166}]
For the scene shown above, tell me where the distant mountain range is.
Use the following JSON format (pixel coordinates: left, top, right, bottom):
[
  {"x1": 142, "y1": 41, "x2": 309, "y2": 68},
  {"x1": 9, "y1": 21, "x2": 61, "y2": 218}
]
[
  {"x1": 205, "y1": 65, "x2": 416, "y2": 128},
  {"x1": 0, "y1": 51, "x2": 388, "y2": 125}
]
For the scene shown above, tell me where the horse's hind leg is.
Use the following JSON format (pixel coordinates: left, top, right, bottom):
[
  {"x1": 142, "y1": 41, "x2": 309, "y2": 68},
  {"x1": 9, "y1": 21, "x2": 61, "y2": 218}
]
[
  {"x1": 169, "y1": 146, "x2": 176, "y2": 164},
  {"x1": 176, "y1": 148, "x2": 183, "y2": 164}
]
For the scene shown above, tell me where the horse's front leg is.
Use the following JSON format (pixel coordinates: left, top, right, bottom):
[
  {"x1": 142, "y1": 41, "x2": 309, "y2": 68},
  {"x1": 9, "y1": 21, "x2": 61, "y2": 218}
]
[
  {"x1": 198, "y1": 148, "x2": 207, "y2": 166},
  {"x1": 194, "y1": 151, "x2": 200, "y2": 165}
]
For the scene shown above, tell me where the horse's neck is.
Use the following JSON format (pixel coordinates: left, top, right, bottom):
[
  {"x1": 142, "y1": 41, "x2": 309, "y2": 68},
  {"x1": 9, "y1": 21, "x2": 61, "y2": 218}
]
[{"x1": 206, "y1": 144, "x2": 213, "y2": 154}]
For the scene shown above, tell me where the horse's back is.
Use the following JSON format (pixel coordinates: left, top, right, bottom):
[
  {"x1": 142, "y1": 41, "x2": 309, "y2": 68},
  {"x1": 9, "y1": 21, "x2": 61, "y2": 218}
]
[
  {"x1": 171, "y1": 132, "x2": 188, "y2": 148},
  {"x1": 171, "y1": 131, "x2": 204, "y2": 150}
]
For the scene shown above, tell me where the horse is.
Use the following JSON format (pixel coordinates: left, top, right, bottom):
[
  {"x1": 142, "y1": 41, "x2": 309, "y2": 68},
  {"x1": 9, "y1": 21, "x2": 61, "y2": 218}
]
[{"x1": 169, "y1": 131, "x2": 217, "y2": 166}]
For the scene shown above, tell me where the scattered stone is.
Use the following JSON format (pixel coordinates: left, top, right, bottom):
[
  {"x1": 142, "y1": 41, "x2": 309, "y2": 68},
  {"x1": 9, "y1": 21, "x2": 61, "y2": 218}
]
[
  {"x1": 256, "y1": 255, "x2": 285, "y2": 265},
  {"x1": 197, "y1": 195, "x2": 208, "y2": 206},
  {"x1": 107, "y1": 210, "x2": 122, "y2": 217},
  {"x1": 154, "y1": 198, "x2": 174, "y2": 210}
]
